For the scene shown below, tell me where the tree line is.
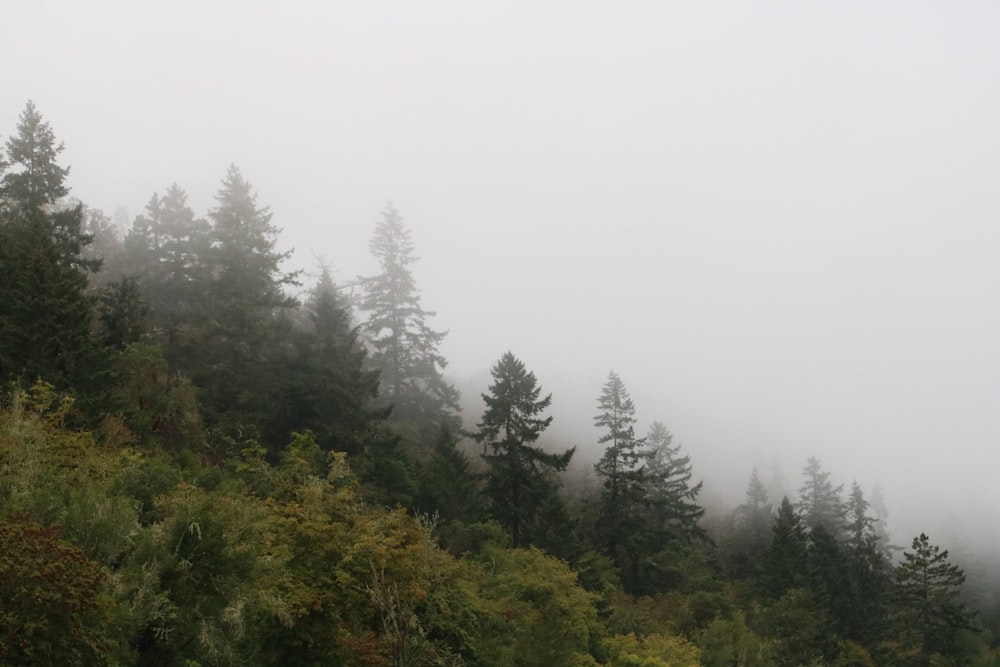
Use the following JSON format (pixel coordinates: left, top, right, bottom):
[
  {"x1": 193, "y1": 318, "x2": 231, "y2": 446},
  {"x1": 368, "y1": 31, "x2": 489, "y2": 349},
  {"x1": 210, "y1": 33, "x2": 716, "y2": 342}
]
[{"x1": 0, "y1": 101, "x2": 996, "y2": 666}]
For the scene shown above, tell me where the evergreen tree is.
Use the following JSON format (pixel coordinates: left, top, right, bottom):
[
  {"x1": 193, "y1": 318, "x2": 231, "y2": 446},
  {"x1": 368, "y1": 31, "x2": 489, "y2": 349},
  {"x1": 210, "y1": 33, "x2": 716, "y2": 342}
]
[
  {"x1": 476, "y1": 351, "x2": 573, "y2": 549},
  {"x1": 723, "y1": 468, "x2": 773, "y2": 579},
  {"x1": 196, "y1": 166, "x2": 299, "y2": 436},
  {"x1": 762, "y1": 496, "x2": 809, "y2": 598},
  {"x1": 593, "y1": 371, "x2": 649, "y2": 559},
  {"x1": 122, "y1": 184, "x2": 211, "y2": 348},
  {"x1": 266, "y1": 267, "x2": 387, "y2": 456},
  {"x1": 0, "y1": 102, "x2": 104, "y2": 400},
  {"x1": 892, "y1": 533, "x2": 977, "y2": 666},
  {"x1": 840, "y1": 481, "x2": 892, "y2": 645},
  {"x1": 360, "y1": 203, "x2": 460, "y2": 440},
  {"x1": 415, "y1": 423, "x2": 486, "y2": 527},
  {"x1": 798, "y1": 456, "x2": 846, "y2": 535},
  {"x1": 643, "y1": 419, "x2": 706, "y2": 545}
]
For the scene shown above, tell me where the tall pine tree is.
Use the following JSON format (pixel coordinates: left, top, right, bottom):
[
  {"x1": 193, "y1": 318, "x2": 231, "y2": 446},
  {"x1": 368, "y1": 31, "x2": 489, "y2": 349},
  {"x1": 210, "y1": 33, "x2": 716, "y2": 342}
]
[
  {"x1": 643, "y1": 420, "x2": 706, "y2": 545},
  {"x1": 0, "y1": 102, "x2": 104, "y2": 400},
  {"x1": 593, "y1": 371, "x2": 651, "y2": 586},
  {"x1": 360, "y1": 203, "x2": 460, "y2": 441},
  {"x1": 476, "y1": 351, "x2": 573, "y2": 550},
  {"x1": 196, "y1": 166, "x2": 299, "y2": 440},
  {"x1": 892, "y1": 533, "x2": 976, "y2": 666}
]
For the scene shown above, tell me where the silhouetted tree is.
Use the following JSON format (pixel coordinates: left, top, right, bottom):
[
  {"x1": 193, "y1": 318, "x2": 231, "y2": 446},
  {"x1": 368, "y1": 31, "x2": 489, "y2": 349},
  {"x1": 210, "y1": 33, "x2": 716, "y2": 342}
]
[
  {"x1": 476, "y1": 351, "x2": 573, "y2": 549},
  {"x1": 892, "y1": 533, "x2": 977, "y2": 666}
]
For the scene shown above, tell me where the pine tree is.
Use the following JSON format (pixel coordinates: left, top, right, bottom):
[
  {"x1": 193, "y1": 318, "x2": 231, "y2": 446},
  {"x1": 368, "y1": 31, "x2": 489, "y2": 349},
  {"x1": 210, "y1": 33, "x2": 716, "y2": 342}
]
[
  {"x1": 892, "y1": 533, "x2": 977, "y2": 666},
  {"x1": 840, "y1": 481, "x2": 892, "y2": 645},
  {"x1": 122, "y1": 184, "x2": 211, "y2": 348},
  {"x1": 360, "y1": 203, "x2": 460, "y2": 440},
  {"x1": 476, "y1": 351, "x2": 573, "y2": 549},
  {"x1": 798, "y1": 456, "x2": 846, "y2": 535},
  {"x1": 643, "y1": 420, "x2": 706, "y2": 545},
  {"x1": 762, "y1": 496, "x2": 809, "y2": 598},
  {"x1": 267, "y1": 267, "x2": 386, "y2": 455},
  {"x1": 195, "y1": 166, "x2": 299, "y2": 435},
  {"x1": 724, "y1": 467, "x2": 773, "y2": 579},
  {"x1": 0, "y1": 102, "x2": 104, "y2": 399},
  {"x1": 593, "y1": 371, "x2": 650, "y2": 563}
]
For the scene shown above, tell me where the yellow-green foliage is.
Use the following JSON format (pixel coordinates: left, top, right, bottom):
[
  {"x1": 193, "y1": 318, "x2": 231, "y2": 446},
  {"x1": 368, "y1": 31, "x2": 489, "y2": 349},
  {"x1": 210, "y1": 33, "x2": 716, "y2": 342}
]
[
  {"x1": 475, "y1": 546, "x2": 602, "y2": 667},
  {"x1": 604, "y1": 632, "x2": 701, "y2": 667}
]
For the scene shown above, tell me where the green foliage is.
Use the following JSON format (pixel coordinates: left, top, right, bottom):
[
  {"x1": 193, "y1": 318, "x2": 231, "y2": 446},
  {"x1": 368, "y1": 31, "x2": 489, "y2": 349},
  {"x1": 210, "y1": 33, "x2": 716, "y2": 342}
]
[
  {"x1": 604, "y1": 632, "x2": 701, "y2": 667},
  {"x1": 474, "y1": 546, "x2": 602, "y2": 667},
  {"x1": 698, "y1": 611, "x2": 774, "y2": 667}
]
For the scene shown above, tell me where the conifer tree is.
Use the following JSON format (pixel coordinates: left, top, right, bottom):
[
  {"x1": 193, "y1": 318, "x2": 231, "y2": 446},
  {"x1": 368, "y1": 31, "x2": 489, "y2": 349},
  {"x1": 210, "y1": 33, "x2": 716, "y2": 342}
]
[
  {"x1": 840, "y1": 481, "x2": 891, "y2": 644},
  {"x1": 195, "y1": 166, "x2": 299, "y2": 434},
  {"x1": 643, "y1": 420, "x2": 706, "y2": 545},
  {"x1": 592, "y1": 372, "x2": 657, "y2": 592},
  {"x1": 724, "y1": 467, "x2": 773, "y2": 579},
  {"x1": 476, "y1": 351, "x2": 573, "y2": 549},
  {"x1": 0, "y1": 102, "x2": 104, "y2": 399},
  {"x1": 892, "y1": 533, "x2": 976, "y2": 666},
  {"x1": 268, "y1": 267, "x2": 386, "y2": 455},
  {"x1": 360, "y1": 203, "x2": 460, "y2": 440},
  {"x1": 798, "y1": 456, "x2": 846, "y2": 535},
  {"x1": 762, "y1": 496, "x2": 809, "y2": 598},
  {"x1": 122, "y1": 184, "x2": 211, "y2": 348}
]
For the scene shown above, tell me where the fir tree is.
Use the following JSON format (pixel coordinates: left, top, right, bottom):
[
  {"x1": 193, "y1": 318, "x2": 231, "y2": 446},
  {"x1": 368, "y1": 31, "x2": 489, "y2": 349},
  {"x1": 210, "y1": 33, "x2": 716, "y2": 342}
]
[
  {"x1": 593, "y1": 371, "x2": 652, "y2": 590},
  {"x1": 798, "y1": 456, "x2": 846, "y2": 536},
  {"x1": 893, "y1": 533, "x2": 977, "y2": 666},
  {"x1": 360, "y1": 203, "x2": 460, "y2": 440},
  {"x1": 643, "y1": 420, "x2": 706, "y2": 545},
  {"x1": 476, "y1": 351, "x2": 573, "y2": 549},
  {"x1": 122, "y1": 184, "x2": 211, "y2": 348},
  {"x1": 762, "y1": 496, "x2": 809, "y2": 598},
  {"x1": 195, "y1": 166, "x2": 299, "y2": 436},
  {"x1": 0, "y1": 102, "x2": 104, "y2": 400}
]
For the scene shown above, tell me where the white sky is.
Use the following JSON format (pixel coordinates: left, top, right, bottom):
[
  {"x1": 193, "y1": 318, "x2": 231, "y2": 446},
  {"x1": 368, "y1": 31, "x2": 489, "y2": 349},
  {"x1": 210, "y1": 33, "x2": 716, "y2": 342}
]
[{"x1": 5, "y1": 1, "x2": 1000, "y2": 545}]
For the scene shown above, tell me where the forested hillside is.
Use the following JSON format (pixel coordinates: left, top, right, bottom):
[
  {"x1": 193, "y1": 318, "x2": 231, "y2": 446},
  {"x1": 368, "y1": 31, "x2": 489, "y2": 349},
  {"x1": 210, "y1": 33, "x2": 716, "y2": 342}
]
[{"x1": 2, "y1": 102, "x2": 999, "y2": 666}]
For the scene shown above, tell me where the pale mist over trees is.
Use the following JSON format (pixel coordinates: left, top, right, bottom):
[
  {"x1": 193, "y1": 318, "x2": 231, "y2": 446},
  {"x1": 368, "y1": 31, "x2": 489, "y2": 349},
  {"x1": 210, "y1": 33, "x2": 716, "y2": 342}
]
[{"x1": 3, "y1": 2, "x2": 1000, "y2": 664}]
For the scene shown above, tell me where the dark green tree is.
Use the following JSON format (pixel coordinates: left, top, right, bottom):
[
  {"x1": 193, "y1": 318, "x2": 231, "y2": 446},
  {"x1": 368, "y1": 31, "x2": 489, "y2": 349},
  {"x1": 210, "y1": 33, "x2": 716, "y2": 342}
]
[
  {"x1": 722, "y1": 467, "x2": 773, "y2": 579},
  {"x1": 359, "y1": 203, "x2": 460, "y2": 440},
  {"x1": 798, "y1": 456, "x2": 846, "y2": 536},
  {"x1": 762, "y1": 496, "x2": 809, "y2": 598},
  {"x1": 643, "y1": 419, "x2": 706, "y2": 545},
  {"x1": 0, "y1": 101, "x2": 105, "y2": 400},
  {"x1": 892, "y1": 533, "x2": 977, "y2": 666},
  {"x1": 267, "y1": 267, "x2": 385, "y2": 455},
  {"x1": 593, "y1": 371, "x2": 649, "y2": 561},
  {"x1": 195, "y1": 166, "x2": 299, "y2": 438},
  {"x1": 415, "y1": 423, "x2": 486, "y2": 528},
  {"x1": 840, "y1": 481, "x2": 892, "y2": 645},
  {"x1": 476, "y1": 351, "x2": 573, "y2": 549}
]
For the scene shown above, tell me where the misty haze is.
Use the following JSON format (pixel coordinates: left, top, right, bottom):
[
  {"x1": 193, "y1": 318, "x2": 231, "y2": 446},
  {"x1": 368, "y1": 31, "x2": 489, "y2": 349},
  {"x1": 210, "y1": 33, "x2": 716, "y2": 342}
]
[{"x1": 2, "y1": 2, "x2": 999, "y2": 665}]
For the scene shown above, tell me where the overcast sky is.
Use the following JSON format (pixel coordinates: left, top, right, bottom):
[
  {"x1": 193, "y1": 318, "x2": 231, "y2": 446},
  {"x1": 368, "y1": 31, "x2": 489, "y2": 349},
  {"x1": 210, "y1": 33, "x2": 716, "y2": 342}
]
[{"x1": 5, "y1": 1, "x2": 1000, "y2": 545}]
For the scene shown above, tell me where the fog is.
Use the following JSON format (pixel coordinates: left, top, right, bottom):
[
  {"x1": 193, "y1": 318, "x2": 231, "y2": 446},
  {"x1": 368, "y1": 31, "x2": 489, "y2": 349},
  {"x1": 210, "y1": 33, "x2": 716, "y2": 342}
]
[{"x1": 6, "y1": 2, "x2": 1000, "y2": 555}]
